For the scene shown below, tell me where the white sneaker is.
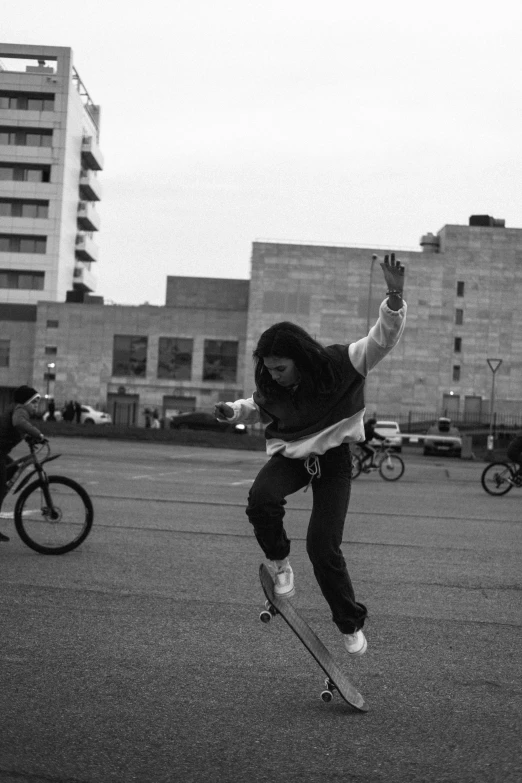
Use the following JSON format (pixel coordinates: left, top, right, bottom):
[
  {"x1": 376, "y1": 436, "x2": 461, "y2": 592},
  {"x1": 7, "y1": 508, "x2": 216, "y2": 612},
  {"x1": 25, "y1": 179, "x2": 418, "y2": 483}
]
[
  {"x1": 343, "y1": 629, "x2": 367, "y2": 656},
  {"x1": 271, "y1": 559, "x2": 295, "y2": 598}
]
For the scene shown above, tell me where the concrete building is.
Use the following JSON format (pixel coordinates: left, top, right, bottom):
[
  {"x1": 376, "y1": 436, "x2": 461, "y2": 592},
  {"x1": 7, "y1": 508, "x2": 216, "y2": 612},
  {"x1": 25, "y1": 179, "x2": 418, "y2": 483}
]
[
  {"x1": 246, "y1": 216, "x2": 522, "y2": 422},
  {"x1": 1, "y1": 209, "x2": 520, "y2": 424},
  {"x1": 0, "y1": 43, "x2": 103, "y2": 409},
  {"x1": 32, "y1": 277, "x2": 249, "y2": 425},
  {"x1": 0, "y1": 43, "x2": 102, "y2": 305}
]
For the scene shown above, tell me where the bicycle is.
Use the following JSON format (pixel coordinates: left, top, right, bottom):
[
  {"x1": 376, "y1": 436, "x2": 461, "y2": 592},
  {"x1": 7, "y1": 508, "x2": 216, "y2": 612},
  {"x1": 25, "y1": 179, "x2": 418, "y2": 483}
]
[
  {"x1": 480, "y1": 461, "x2": 522, "y2": 496},
  {"x1": 351, "y1": 441, "x2": 405, "y2": 481},
  {"x1": 2, "y1": 438, "x2": 94, "y2": 554}
]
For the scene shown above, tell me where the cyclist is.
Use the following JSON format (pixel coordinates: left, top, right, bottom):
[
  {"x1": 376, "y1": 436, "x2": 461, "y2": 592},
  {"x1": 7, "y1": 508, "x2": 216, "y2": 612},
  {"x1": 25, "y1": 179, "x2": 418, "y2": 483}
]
[
  {"x1": 358, "y1": 417, "x2": 387, "y2": 470},
  {"x1": 506, "y1": 431, "x2": 522, "y2": 477},
  {"x1": 0, "y1": 385, "x2": 47, "y2": 542}
]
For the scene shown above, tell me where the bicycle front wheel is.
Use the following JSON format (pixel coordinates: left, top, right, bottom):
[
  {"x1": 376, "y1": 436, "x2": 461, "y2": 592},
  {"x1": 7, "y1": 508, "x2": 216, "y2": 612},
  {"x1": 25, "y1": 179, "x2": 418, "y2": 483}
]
[
  {"x1": 481, "y1": 462, "x2": 514, "y2": 496},
  {"x1": 379, "y1": 454, "x2": 405, "y2": 481},
  {"x1": 14, "y1": 475, "x2": 94, "y2": 554}
]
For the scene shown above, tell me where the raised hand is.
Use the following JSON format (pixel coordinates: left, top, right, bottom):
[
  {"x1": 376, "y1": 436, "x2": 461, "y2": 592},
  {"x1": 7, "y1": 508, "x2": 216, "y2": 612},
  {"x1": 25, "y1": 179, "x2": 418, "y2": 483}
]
[{"x1": 380, "y1": 252, "x2": 405, "y2": 293}]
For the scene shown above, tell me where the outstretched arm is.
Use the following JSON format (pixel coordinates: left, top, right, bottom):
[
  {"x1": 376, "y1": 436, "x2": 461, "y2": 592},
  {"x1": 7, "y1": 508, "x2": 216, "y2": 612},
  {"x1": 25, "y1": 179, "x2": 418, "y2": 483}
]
[{"x1": 349, "y1": 252, "x2": 407, "y2": 376}]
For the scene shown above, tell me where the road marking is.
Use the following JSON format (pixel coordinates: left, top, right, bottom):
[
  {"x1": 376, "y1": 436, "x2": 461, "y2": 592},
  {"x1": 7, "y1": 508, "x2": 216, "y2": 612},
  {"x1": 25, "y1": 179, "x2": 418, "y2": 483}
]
[{"x1": 230, "y1": 480, "x2": 254, "y2": 486}]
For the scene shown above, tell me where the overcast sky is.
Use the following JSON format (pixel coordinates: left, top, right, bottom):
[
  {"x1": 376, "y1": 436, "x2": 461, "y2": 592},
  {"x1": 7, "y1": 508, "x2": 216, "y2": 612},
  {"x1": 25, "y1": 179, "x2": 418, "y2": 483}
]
[{"x1": 3, "y1": 0, "x2": 521, "y2": 304}]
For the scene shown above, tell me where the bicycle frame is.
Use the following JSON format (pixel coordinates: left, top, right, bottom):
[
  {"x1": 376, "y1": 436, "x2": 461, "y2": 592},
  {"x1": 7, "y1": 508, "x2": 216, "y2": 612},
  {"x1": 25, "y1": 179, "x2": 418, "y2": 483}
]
[
  {"x1": 6, "y1": 441, "x2": 60, "y2": 497},
  {"x1": 372, "y1": 442, "x2": 395, "y2": 464}
]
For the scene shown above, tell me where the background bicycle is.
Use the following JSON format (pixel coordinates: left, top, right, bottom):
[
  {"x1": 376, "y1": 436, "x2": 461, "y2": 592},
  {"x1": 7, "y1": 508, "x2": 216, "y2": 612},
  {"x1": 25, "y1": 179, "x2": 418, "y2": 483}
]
[
  {"x1": 481, "y1": 461, "x2": 522, "y2": 496},
  {"x1": 351, "y1": 440, "x2": 405, "y2": 481},
  {"x1": 3, "y1": 438, "x2": 94, "y2": 554}
]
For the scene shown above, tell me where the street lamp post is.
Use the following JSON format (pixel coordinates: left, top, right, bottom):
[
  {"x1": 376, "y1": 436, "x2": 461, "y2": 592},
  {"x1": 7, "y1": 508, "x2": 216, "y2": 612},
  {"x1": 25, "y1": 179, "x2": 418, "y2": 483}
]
[
  {"x1": 366, "y1": 254, "x2": 378, "y2": 334},
  {"x1": 46, "y1": 362, "x2": 56, "y2": 399},
  {"x1": 486, "y1": 358, "x2": 502, "y2": 457}
]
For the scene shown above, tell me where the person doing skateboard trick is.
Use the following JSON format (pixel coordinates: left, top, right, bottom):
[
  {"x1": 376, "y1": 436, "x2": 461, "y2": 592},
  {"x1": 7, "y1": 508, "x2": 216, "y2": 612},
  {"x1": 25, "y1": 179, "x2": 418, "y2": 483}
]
[{"x1": 215, "y1": 254, "x2": 406, "y2": 657}]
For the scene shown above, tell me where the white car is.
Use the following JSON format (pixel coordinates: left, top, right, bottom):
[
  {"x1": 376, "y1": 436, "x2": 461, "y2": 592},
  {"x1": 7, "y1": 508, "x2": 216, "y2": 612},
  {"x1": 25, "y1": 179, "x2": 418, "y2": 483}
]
[
  {"x1": 80, "y1": 405, "x2": 112, "y2": 425},
  {"x1": 371, "y1": 420, "x2": 402, "y2": 452}
]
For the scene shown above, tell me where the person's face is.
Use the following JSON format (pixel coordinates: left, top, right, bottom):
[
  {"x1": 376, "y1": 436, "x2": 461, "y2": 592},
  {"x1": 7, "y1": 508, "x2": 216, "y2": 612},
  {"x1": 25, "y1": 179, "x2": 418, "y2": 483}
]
[
  {"x1": 25, "y1": 397, "x2": 40, "y2": 414},
  {"x1": 263, "y1": 356, "x2": 300, "y2": 387}
]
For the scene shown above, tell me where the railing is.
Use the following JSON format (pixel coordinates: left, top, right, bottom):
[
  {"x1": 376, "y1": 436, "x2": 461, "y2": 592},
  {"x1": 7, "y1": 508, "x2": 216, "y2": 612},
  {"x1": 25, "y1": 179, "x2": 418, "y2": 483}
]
[{"x1": 378, "y1": 411, "x2": 522, "y2": 433}]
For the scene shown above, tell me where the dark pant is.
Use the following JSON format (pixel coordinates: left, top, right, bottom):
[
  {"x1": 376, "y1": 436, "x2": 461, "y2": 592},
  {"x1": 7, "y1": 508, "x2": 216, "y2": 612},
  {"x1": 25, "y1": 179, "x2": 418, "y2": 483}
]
[
  {"x1": 246, "y1": 444, "x2": 367, "y2": 634},
  {"x1": 0, "y1": 454, "x2": 14, "y2": 513},
  {"x1": 358, "y1": 442, "x2": 375, "y2": 462}
]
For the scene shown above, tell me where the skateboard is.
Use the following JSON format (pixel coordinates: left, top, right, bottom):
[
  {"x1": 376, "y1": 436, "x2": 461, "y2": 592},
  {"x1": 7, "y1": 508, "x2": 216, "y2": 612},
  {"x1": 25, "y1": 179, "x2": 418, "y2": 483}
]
[{"x1": 259, "y1": 564, "x2": 368, "y2": 712}]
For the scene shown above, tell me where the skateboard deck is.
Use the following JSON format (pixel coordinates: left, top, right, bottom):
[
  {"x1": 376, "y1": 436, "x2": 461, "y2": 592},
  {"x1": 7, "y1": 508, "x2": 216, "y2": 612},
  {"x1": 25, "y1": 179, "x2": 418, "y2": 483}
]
[{"x1": 259, "y1": 564, "x2": 368, "y2": 712}]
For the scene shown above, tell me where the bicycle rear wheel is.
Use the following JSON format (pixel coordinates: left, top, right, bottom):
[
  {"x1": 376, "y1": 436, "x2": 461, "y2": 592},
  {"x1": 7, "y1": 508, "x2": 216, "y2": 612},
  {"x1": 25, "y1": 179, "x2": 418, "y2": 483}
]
[
  {"x1": 379, "y1": 454, "x2": 405, "y2": 481},
  {"x1": 14, "y1": 475, "x2": 94, "y2": 554},
  {"x1": 480, "y1": 462, "x2": 514, "y2": 496}
]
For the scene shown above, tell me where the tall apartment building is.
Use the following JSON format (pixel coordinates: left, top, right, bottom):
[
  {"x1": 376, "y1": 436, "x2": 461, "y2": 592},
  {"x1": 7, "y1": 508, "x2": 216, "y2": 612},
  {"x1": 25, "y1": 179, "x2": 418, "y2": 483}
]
[{"x1": 0, "y1": 43, "x2": 103, "y2": 307}]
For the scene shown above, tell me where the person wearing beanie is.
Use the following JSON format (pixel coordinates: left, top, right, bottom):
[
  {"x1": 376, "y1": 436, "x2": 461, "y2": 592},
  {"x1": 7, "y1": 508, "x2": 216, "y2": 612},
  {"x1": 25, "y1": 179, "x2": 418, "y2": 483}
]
[{"x1": 0, "y1": 385, "x2": 47, "y2": 542}]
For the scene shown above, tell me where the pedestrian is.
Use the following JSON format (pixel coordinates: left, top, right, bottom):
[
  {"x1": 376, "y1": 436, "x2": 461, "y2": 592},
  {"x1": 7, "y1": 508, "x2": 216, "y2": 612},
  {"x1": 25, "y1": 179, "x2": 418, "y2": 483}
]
[
  {"x1": 74, "y1": 401, "x2": 82, "y2": 424},
  {"x1": 47, "y1": 398, "x2": 56, "y2": 421},
  {"x1": 63, "y1": 400, "x2": 75, "y2": 422},
  {"x1": 214, "y1": 254, "x2": 406, "y2": 656},
  {"x1": 144, "y1": 408, "x2": 152, "y2": 428},
  {"x1": 151, "y1": 409, "x2": 161, "y2": 429},
  {"x1": 0, "y1": 386, "x2": 47, "y2": 542}
]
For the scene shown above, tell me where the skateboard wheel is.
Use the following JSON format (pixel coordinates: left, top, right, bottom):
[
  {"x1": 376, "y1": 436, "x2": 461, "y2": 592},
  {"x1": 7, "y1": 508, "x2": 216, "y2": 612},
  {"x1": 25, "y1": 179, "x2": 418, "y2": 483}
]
[
  {"x1": 259, "y1": 610, "x2": 272, "y2": 624},
  {"x1": 321, "y1": 690, "x2": 333, "y2": 703}
]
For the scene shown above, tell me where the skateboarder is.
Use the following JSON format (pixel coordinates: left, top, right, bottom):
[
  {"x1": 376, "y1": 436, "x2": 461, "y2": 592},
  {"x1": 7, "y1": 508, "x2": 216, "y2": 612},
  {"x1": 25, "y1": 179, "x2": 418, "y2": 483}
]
[{"x1": 215, "y1": 254, "x2": 406, "y2": 657}]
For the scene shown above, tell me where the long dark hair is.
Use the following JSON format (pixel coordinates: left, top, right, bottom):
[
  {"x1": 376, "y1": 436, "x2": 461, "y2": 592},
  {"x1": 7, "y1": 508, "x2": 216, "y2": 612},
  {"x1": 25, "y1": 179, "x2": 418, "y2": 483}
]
[{"x1": 253, "y1": 321, "x2": 340, "y2": 398}]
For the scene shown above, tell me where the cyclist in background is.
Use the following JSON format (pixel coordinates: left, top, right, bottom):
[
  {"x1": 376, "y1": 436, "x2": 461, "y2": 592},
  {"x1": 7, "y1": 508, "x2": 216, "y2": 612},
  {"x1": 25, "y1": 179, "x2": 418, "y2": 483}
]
[
  {"x1": 506, "y1": 431, "x2": 522, "y2": 478},
  {"x1": 0, "y1": 385, "x2": 47, "y2": 542},
  {"x1": 358, "y1": 417, "x2": 386, "y2": 470}
]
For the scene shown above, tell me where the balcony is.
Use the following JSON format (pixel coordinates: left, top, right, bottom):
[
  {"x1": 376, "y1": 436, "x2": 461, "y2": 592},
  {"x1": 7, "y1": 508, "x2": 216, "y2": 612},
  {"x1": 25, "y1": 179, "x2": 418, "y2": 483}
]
[
  {"x1": 77, "y1": 201, "x2": 100, "y2": 231},
  {"x1": 75, "y1": 233, "x2": 99, "y2": 264},
  {"x1": 79, "y1": 170, "x2": 102, "y2": 201},
  {"x1": 81, "y1": 136, "x2": 104, "y2": 171},
  {"x1": 73, "y1": 262, "x2": 97, "y2": 292}
]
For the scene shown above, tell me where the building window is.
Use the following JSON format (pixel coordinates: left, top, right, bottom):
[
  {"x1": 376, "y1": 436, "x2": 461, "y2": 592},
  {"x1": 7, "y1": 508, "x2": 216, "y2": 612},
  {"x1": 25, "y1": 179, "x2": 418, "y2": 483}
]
[
  {"x1": 0, "y1": 92, "x2": 55, "y2": 111},
  {"x1": 203, "y1": 340, "x2": 238, "y2": 382},
  {"x1": 0, "y1": 339, "x2": 9, "y2": 367},
  {"x1": 0, "y1": 164, "x2": 51, "y2": 183},
  {"x1": 46, "y1": 319, "x2": 59, "y2": 328},
  {"x1": 0, "y1": 199, "x2": 49, "y2": 218},
  {"x1": 454, "y1": 337, "x2": 462, "y2": 353},
  {"x1": 157, "y1": 337, "x2": 193, "y2": 379},
  {"x1": 456, "y1": 281, "x2": 465, "y2": 297},
  {"x1": 0, "y1": 269, "x2": 45, "y2": 290},
  {"x1": 452, "y1": 365, "x2": 461, "y2": 382},
  {"x1": 0, "y1": 128, "x2": 52, "y2": 147},
  {"x1": 0, "y1": 235, "x2": 46, "y2": 253},
  {"x1": 45, "y1": 346, "x2": 57, "y2": 355},
  {"x1": 455, "y1": 309, "x2": 463, "y2": 325},
  {"x1": 112, "y1": 335, "x2": 148, "y2": 377}
]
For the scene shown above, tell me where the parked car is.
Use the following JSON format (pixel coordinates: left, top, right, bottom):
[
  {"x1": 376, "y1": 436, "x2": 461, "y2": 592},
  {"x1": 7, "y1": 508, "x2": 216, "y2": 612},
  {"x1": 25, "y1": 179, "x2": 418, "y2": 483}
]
[
  {"x1": 371, "y1": 420, "x2": 402, "y2": 452},
  {"x1": 169, "y1": 411, "x2": 247, "y2": 434},
  {"x1": 423, "y1": 417, "x2": 462, "y2": 457},
  {"x1": 42, "y1": 405, "x2": 112, "y2": 425},
  {"x1": 80, "y1": 405, "x2": 112, "y2": 425}
]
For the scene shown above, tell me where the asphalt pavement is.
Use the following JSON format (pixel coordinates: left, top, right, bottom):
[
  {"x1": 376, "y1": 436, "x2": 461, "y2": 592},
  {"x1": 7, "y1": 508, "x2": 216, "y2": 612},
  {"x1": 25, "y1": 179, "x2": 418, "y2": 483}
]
[{"x1": 0, "y1": 438, "x2": 520, "y2": 783}]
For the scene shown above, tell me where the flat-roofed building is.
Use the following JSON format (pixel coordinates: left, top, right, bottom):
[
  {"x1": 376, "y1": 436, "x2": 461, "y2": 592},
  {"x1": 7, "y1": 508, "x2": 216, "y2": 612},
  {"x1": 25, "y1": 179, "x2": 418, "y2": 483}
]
[{"x1": 0, "y1": 43, "x2": 102, "y2": 307}]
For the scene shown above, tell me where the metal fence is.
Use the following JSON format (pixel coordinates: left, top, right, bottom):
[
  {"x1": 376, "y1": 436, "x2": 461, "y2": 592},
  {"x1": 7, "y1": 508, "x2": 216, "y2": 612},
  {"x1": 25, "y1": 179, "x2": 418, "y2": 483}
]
[{"x1": 380, "y1": 411, "x2": 522, "y2": 433}]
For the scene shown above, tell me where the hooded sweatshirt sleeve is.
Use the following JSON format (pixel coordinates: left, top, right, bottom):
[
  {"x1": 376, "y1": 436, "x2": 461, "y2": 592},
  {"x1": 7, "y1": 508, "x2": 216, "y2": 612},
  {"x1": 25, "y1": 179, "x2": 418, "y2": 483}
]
[
  {"x1": 348, "y1": 298, "x2": 407, "y2": 377},
  {"x1": 12, "y1": 406, "x2": 44, "y2": 440}
]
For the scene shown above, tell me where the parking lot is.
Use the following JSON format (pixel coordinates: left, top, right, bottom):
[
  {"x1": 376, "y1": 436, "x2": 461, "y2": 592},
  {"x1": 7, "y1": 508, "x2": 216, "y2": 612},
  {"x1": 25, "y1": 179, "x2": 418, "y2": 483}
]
[{"x1": 1, "y1": 438, "x2": 520, "y2": 783}]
